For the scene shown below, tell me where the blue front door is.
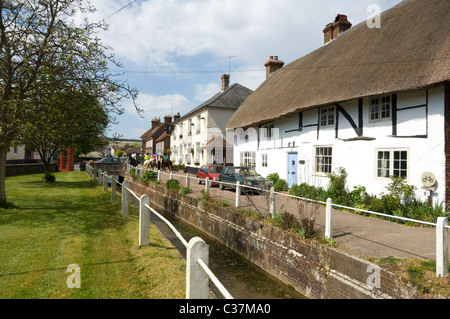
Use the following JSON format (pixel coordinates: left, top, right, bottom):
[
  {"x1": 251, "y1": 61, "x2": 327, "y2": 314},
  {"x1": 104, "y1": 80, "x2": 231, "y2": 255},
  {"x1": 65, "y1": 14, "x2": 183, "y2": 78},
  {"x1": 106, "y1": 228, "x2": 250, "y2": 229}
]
[{"x1": 288, "y1": 153, "x2": 298, "y2": 188}]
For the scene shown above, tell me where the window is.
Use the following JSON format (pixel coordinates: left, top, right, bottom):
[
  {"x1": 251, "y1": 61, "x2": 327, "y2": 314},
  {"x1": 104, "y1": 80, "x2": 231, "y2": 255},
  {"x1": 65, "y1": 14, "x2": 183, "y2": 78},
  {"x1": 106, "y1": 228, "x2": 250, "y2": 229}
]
[
  {"x1": 314, "y1": 147, "x2": 332, "y2": 174},
  {"x1": 261, "y1": 154, "x2": 268, "y2": 167},
  {"x1": 320, "y1": 107, "x2": 335, "y2": 127},
  {"x1": 262, "y1": 125, "x2": 274, "y2": 140},
  {"x1": 196, "y1": 115, "x2": 201, "y2": 134},
  {"x1": 376, "y1": 149, "x2": 408, "y2": 179},
  {"x1": 240, "y1": 152, "x2": 256, "y2": 168},
  {"x1": 370, "y1": 96, "x2": 391, "y2": 122}
]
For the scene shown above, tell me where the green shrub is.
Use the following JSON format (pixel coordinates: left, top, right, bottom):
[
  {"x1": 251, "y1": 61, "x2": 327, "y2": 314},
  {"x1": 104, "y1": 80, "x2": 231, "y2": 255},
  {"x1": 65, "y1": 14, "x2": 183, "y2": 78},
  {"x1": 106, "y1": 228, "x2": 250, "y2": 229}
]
[
  {"x1": 141, "y1": 170, "x2": 157, "y2": 183},
  {"x1": 350, "y1": 185, "x2": 368, "y2": 206},
  {"x1": 267, "y1": 172, "x2": 280, "y2": 185},
  {"x1": 128, "y1": 167, "x2": 137, "y2": 178},
  {"x1": 181, "y1": 187, "x2": 192, "y2": 194},
  {"x1": 327, "y1": 167, "x2": 348, "y2": 204},
  {"x1": 44, "y1": 173, "x2": 56, "y2": 183},
  {"x1": 166, "y1": 179, "x2": 180, "y2": 191},
  {"x1": 273, "y1": 178, "x2": 288, "y2": 192}
]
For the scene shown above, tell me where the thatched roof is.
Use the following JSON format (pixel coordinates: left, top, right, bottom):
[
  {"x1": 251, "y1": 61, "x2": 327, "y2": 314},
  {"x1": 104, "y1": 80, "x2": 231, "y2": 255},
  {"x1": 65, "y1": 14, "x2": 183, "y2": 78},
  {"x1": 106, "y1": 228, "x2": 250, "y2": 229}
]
[{"x1": 227, "y1": 0, "x2": 450, "y2": 129}]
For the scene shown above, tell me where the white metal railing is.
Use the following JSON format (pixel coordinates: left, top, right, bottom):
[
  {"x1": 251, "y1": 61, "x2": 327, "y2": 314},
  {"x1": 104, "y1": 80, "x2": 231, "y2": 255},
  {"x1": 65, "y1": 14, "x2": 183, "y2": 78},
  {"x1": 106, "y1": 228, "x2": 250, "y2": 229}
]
[
  {"x1": 86, "y1": 163, "x2": 234, "y2": 299},
  {"x1": 120, "y1": 163, "x2": 449, "y2": 278}
]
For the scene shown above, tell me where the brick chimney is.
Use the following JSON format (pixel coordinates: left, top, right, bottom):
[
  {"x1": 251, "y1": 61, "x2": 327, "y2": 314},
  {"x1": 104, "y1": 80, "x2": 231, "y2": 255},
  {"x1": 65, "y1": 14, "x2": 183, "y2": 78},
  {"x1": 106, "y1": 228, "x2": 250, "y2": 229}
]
[
  {"x1": 151, "y1": 117, "x2": 161, "y2": 130},
  {"x1": 264, "y1": 56, "x2": 284, "y2": 79},
  {"x1": 221, "y1": 74, "x2": 230, "y2": 92},
  {"x1": 173, "y1": 112, "x2": 181, "y2": 122},
  {"x1": 164, "y1": 115, "x2": 172, "y2": 124},
  {"x1": 323, "y1": 14, "x2": 352, "y2": 45}
]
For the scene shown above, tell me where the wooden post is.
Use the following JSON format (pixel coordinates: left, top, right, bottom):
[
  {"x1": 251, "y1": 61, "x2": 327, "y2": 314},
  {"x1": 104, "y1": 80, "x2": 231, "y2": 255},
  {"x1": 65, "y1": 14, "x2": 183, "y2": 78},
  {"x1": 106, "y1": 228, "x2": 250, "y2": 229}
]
[
  {"x1": 111, "y1": 175, "x2": 117, "y2": 201},
  {"x1": 186, "y1": 237, "x2": 209, "y2": 299},
  {"x1": 325, "y1": 198, "x2": 333, "y2": 239},
  {"x1": 436, "y1": 217, "x2": 449, "y2": 278},
  {"x1": 121, "y1": 181, "x2": 129, "y2": 215},
  {"x1": 139, "y1": 195, "x2": 150, "y2": 246}
]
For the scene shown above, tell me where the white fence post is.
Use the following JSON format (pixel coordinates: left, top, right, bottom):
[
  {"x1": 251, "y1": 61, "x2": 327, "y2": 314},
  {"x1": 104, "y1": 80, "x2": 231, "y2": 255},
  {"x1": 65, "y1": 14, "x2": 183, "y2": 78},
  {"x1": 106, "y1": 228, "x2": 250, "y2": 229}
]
[
  {"x1": 270, "y1": 186, "x2": 276, "y2": 217},
  {"x1": 139, "y1": 195, "x2": 150, "y2": 246},
  {"x1": 205, "y1": 177, "x2": 210, "y2": 194},
  {"x1": 103, "y1": 173, "x2": 108, "y2": 192},
  {"x1": 186, "y1": 174, "x2": 190, "y2": 188},
  {"x1": 235, "y1": 181, "x2": 240, "y2": 208},
  {"x1": 111, "y1": 175, "x2": 117, "y2": 201},
  {"x1": 325, "y1": 198, "x2": 333, "y2": 239},
  {"x1": 121, "y1": 181, "x2": 129, "y2": 215},
  {"x1": 436, "y1": 217, "x2": 448, "y2": 278},
  {"x1": 157, "y1": 170, "x2": 161, "y2": 183},
  {"x1": 97, "y1": 169, "x2": 102, "y2": 185},
  {"x1": 169, "y1": 171, "x2": 173, "y2": 180},
  {"x1": 186, "y1": 237, "x2": 209, "y2": 299}
]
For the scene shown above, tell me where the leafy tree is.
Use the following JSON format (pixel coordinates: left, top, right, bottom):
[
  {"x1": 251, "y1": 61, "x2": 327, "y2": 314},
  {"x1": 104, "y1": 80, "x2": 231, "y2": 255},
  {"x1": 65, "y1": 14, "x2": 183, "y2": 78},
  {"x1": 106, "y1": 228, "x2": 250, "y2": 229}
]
[{"x1": 0, "y1": 0, "x2": 139, "y2": 203}]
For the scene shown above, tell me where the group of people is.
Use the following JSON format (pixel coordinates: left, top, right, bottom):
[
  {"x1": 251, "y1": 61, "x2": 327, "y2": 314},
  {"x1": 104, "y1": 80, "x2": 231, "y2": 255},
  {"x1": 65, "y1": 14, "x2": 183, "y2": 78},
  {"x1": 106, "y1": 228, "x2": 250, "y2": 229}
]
[{"x1": 128, "y1": 152, "x2": 170, "y2": 171}]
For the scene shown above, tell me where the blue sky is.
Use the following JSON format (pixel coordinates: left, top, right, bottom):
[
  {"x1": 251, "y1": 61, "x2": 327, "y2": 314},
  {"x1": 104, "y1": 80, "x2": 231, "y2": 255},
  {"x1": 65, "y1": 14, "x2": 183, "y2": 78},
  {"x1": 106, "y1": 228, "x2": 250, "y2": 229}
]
[{"x1": 84, "y1": 0, "x2": 403, "y2": 140}]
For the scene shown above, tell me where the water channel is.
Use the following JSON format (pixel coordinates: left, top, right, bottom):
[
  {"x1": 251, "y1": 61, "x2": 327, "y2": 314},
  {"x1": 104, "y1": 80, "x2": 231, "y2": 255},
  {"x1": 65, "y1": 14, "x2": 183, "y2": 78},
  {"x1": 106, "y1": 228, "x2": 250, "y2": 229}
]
[{"x1": 149, "y1": 210, "x2": 307, "y2": 299}]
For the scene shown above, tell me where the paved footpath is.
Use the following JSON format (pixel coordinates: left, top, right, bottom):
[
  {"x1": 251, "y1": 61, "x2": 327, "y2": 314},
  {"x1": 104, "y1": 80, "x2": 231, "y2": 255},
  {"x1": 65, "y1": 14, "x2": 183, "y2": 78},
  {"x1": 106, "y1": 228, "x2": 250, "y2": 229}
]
[{"x1": 155, "y1": 170, "x2": 449, "y2": 261}]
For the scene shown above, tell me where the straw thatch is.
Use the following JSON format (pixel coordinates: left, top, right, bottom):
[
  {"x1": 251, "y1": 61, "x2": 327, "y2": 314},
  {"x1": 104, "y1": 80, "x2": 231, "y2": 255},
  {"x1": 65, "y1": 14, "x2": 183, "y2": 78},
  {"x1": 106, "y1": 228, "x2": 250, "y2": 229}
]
[{"x1": 227, "y1": 0, "x2": 450, "y2": 129}]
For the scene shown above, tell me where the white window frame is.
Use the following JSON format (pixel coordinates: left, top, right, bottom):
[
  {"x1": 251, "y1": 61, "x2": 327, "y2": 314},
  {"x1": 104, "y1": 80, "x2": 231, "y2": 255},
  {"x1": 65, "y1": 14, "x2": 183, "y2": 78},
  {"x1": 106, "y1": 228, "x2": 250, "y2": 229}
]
[
  {"x1": 320, "y1": 106, "x2": 335, "y2": 127},
  {"x1": 375, "y1": 148, "x2": 409, "y2": 180},
  {"x1": 314, "y1": 146, "x2": 332, "y2": 175},
  {"x1": 370, "y1": 95, "x2": 391, "y2": 122},
  {"x1": 262, "y1": 125, "x2": 274, "y2": 141},
  {"x1": 240, "y1": 152, "x2": 256, "y2": 168},
  {"x1": 261, "y1": 154, "x2": 268, "y2": 168}
]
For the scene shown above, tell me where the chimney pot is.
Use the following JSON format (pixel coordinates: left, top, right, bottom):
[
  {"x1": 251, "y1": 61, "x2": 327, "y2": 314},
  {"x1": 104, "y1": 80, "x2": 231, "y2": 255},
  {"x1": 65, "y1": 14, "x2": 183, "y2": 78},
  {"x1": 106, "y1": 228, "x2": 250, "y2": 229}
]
[
  {"x1": 264, "y1": 56, "x2": 284, "y2": 80},
  {"x1": 323, "y1": 14, "x2": 352, "y2": 45}
]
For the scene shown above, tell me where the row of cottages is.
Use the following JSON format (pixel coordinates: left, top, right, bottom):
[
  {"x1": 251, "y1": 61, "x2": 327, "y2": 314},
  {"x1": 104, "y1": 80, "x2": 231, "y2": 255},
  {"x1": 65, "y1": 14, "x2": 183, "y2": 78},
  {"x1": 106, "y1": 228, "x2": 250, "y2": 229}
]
[
  {"x1": 226, "y1": 0, "x2": 450, "y2": 208},
  {"x1": 170, "y1": 74, "x2": 253, "y2": 173},
  {"x1": 140, "y1": 114, "x2": 180, "y2": 157}
]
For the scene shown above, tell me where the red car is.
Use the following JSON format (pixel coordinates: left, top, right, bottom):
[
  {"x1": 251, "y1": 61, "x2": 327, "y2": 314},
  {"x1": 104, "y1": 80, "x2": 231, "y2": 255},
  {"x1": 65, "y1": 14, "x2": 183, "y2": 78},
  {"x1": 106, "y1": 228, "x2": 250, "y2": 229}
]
[{"x1": 197, "y1": 165, "x2": 224, "y2": 186}]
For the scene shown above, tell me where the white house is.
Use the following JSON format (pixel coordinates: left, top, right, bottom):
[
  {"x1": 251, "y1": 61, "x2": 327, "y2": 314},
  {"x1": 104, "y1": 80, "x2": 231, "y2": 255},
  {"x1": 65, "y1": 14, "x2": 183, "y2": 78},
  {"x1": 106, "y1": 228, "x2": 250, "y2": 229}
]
[
  {"x1": 171, "y1": 74, "x2": 252, "y2": 173},
  {"x1": 227, "y1": 0, "x2": 450, "y2": 208}
]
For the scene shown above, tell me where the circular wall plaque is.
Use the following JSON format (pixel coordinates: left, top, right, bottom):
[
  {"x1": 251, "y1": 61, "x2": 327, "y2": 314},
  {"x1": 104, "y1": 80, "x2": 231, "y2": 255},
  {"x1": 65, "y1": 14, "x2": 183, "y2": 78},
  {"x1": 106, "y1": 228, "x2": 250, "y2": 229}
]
[{"x1": 421, "y1": 172, "x2": 436, "y2": 188}]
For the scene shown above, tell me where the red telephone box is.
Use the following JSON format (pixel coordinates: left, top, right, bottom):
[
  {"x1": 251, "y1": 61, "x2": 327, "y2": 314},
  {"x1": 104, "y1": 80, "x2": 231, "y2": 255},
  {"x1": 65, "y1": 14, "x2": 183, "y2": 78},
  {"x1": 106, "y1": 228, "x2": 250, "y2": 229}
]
[{"x1": 60, "y1": 147, "x2": 75, "y2": 171}]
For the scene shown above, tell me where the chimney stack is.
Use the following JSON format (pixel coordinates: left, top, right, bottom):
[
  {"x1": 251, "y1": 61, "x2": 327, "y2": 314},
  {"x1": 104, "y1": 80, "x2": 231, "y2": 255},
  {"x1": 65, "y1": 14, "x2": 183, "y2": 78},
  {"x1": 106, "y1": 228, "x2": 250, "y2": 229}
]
[
  {"x1": 151, "y1": 117, "x2": 161, "y2": 130},
  {"x1": 173, "y1": 112, "x2": 181, "y2": 122},
  {"x1": 164, "y1": 115, "x2": 172, "y2": 124},
  {"x1": 264, "y1": 56, "x2": 284, "y2": 79},
  {"x1": 323, "y1": 14, "x2": 352, "y2": 45},
  {"x1": 221, "y1": 74, "x2": 230, "y2": 92}
]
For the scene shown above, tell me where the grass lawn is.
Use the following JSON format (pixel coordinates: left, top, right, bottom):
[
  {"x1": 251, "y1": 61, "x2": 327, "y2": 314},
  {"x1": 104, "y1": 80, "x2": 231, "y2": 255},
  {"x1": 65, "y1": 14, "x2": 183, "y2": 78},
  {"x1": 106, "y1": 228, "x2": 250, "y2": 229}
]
[{"x1": 0, "y1": 171, "x2": 186, "y2": 299}]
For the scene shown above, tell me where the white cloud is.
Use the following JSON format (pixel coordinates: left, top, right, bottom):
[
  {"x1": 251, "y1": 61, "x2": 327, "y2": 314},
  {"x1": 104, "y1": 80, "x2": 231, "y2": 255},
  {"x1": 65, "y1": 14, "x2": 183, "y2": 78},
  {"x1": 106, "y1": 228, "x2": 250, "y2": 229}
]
[
  {"x1": 194, "y1": 83, "x2": 221, "y2": 102},
  {"x1": 86, "y1": 0, "x2": 403, "y2": 139}
]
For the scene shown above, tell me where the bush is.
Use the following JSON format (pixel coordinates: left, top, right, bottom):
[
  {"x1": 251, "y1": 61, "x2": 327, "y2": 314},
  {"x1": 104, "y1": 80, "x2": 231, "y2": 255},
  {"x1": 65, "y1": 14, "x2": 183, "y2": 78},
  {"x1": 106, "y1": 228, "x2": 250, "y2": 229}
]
[
  {"x1": 128, "y1": 167, "x2": 137, "y2": 178},
  {"x1": 327, "y1": 167, "x2": 348, "y2": 204},
  {"x1": 44, "y1": 173, "x2": 56, "y2": 183},
  {"x1": 273, "y1": 178, "x2": 288, "y2": 192},
  {"x1": 181, "y1": 187, "x2": 192, "y2": 194},
  {"x1": 141, "y1": 170, "x2": 157, "y2": 183},
  {"x1": 266, "y1": 172, "x2": 280, "y2": 185},
  {"x1": 166, "y1": 179, "x2": 180, "y2": 191}
]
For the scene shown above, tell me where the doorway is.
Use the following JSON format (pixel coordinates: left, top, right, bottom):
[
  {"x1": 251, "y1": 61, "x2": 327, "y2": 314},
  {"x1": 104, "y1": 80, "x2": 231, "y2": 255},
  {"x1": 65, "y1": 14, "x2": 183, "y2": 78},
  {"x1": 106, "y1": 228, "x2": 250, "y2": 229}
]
[{"x1": 287, "y1": 153, "x2": 298, "y2": 188}]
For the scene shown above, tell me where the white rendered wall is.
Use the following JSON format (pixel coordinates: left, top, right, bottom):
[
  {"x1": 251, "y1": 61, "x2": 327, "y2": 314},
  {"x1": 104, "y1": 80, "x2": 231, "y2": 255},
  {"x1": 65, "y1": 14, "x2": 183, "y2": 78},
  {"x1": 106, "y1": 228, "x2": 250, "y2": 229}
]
[{"x1": 233, "y1": 86, "x2": 446, "y2": 206}]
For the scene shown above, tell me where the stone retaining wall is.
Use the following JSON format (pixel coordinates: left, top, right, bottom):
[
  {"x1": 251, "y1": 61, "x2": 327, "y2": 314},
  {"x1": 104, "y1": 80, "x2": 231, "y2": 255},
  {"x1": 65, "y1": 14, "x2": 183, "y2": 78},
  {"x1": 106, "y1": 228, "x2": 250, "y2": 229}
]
[{"x1": 126, "y1": 177, "x2": 424, "y2": 299}]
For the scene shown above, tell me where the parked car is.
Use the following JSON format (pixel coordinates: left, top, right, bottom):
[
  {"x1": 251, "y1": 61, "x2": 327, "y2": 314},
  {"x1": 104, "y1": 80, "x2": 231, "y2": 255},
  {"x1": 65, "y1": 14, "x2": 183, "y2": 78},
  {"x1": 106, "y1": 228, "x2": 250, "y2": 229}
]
[
  {"x1": 95, "y1": 157, "x2": 121, "y2": 163},
  {"x1": 197, "y1": 165, "x2": 224, "y2": 186},
  {"x1": 218, "y1": 166, "x2": 269, "y2": 193}
]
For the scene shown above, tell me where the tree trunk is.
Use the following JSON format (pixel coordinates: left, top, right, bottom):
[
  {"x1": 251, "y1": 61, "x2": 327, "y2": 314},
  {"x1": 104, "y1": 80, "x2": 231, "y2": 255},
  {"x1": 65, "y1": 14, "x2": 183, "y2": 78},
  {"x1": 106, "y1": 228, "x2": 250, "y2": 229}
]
[{"x1": 0, "y1": 137, "x2": 12, "y2": 203}]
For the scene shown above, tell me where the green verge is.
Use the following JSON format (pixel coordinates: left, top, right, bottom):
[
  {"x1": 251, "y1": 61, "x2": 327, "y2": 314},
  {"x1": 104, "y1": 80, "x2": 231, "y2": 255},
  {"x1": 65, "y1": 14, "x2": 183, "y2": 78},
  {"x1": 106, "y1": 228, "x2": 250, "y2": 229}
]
[{"x1": 0, "y1": 172, "x2": 185, "y2": 299}]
